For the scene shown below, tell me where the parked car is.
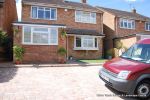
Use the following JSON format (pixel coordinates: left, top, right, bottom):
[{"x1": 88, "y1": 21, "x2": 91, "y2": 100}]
[{"x1": 99, "y1": 39, "x2": 150, "y2": 98}]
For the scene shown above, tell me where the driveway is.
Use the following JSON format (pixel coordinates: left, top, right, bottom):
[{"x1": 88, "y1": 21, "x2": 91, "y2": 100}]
[{"x1": 0, "y1": 65, "x2": 138, "y2": 100}]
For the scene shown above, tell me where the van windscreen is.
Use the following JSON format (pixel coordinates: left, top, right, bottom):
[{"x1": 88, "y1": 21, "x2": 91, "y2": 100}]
[{"x1": 121, "y1": 44, "x2": 150, "y2": 64}]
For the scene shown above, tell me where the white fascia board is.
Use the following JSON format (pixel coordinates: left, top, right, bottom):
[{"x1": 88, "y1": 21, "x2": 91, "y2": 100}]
[
  {"x1": 67, "y1": 34, "x2": 105, "y2": 38},
  {"x1": 13, "y1": 23, "x2": 66, "y2": 28}
]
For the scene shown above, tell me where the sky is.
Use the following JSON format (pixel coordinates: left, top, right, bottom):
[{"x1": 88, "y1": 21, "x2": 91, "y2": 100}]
[{"x1": 16, "y1": 0, "x2": 150, "y2": 20}]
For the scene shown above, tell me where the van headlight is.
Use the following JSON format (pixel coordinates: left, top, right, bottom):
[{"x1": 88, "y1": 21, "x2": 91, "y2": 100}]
[{"x1": 117, "y1": 71, "x2": 131, "y2": 80}]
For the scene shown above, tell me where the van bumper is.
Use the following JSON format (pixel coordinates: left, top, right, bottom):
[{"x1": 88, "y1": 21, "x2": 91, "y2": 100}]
[{"x1": 99, "y1": 68, "x2": 136, "y2": 94}]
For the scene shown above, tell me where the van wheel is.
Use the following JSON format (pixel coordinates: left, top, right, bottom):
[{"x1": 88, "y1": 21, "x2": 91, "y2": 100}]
[{"x1": 135, "y1": 80, "x2": 150, "y2": 98}]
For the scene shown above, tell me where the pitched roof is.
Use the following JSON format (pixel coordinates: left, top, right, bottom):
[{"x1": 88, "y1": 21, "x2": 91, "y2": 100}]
[
  {"x1": 22, "y1": 0, "x2": 102, "y2": 13},
  {"x1": 97, "y1": 6, "x2": 150, "y2": 21},
  {"x1": 66, "y1": 28, "x2": 104, "y2": 36}
]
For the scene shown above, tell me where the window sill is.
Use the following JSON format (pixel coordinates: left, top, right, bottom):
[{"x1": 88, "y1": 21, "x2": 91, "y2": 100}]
[
  {"x1": 120, "y1": 27, "x2": 135, "y2": 30},
  {"x1": 74, "y1": 47, "x2": 99, "y2": 51},
  {"x1": 145, "y1": 30, "x2": 150, "y2": 32},
  {"x1": 31, "y1": 17, "x2": 57, "y2": 21},
  {"x1": 75, "y1": 21, "x2": 96, "y2": 24},
  {"x1": 22, "y1": 43, "x2": 58, "y2": 46}
]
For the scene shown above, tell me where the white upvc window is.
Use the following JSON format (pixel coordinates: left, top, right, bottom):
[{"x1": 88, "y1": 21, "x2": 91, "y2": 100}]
[
  {"x1": 120, "y1": 18, "x2": 135, "y2": 29},
  {"x1": 23, "y1": 26, "x2": 58, "y2": 45},
  {"x1": 145, "y1": 22, "x2": 150, "y2": 31},
  {"x1": 31, "y1": 6, "x2": 57, "y2": 20},
  {"x1": 75, "y1": 11, "x2": 96, "y2": 24},
  {"x1": 74, "y1": 36, "x2": 98, "y2": 50}
]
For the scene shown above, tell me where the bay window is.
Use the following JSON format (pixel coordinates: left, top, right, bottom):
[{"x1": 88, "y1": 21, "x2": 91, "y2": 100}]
[
  {"x1": 145, "y1": 22, "x2": 150, "y2": 31},
  {"x1": 31, "y1": 6, "x2": 57, "y2": 20},
  {"x1": 75, "y1": 36, "x2": 98, "y2": 50},
  {"x1": 120, "y1": 18, "x2": 135, "y2": 29},
  {"x1": 75, "y1": 11, "x2": 96, "y2": 24},
  {"x1": 23, "y1": 26, "x2": 58, "y2": 45}
]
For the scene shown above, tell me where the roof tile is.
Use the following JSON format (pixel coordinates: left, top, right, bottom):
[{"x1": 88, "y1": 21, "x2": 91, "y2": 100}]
[
  {"x1": 97, "y1": 6, "x2": 150, "y2": 21},
  {"x1": 23, "y1": 0, "x2": 101, "y2": 12},
  {"x1": 66, "y1": 28, "x2": 104, "y2": 36}
]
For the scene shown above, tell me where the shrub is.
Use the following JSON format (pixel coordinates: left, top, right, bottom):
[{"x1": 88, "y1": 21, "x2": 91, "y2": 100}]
[
  {"x1": 115, "y1": 40, "x2": 123, "y2": 50},
  {"x1": 13, "y1": 45, "x2": 25, "y2": 61},
  {"x1": 57, "y1": 47, "x2": 67, "y2": 56},
  {"x1": 0, "y1": 29, "x2": 8, "y2": 46},
  {"x1": 60, "y1": 28, "x2": 67, "y2": 38}
]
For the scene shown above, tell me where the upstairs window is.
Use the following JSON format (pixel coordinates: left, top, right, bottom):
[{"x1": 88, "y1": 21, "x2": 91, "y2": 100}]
[
  {"x1": 120, "y1": 18, "x2": 135, "y2": 29},
  {"x1": 75, "y1": 11, "x2": 96, "y2": 24},
  {"x1": 145, "y1": 22, "x2": 150, "y2": 31},
  {"x1": 31, "y1": 6, "x2": 57, "y2": 20}
]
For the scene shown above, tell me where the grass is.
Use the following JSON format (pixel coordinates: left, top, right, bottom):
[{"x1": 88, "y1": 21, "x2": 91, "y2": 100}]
[{"x1": 78, "y1": 59, "x2": 107, "y2": 64}]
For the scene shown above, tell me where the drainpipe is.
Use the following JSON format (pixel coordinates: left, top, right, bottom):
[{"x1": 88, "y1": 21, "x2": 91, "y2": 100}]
[
  {"x1": 115, "y1": 17, "x2": 118, "y2": 37},
  {"x1": 101, "y1": 13, "x2": 104, "y2": 35},
  {"x1": 66, "y1": 35, "x2": 69, "y2": 60}
]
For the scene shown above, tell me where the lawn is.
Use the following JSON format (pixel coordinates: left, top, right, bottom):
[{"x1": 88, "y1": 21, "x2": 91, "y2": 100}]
[{"x1": 78, "y1": 59, "x2": 107, "y2": 64}]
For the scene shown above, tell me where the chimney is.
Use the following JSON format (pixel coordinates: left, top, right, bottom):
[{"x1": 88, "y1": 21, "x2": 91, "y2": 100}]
[
  {"x1": 132, "y1": 8, "x2": 136, "y2": 14},
  {"x1": 81, "y1": 0, "x2": 87, "y2": 3}
]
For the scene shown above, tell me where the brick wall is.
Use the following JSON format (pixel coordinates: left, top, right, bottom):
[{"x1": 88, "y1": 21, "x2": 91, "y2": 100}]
[
  {"x1": 0, "y1": 0, "x2": 17, "y2": 61},
  {"x1": 103, "y1": 13, "x2": 150, "y2": 58},
  {"x1": 0, "y1": 4, "x2": 4, "y2": 30},
  {"x1": 116, "y1": 19, "x2": 150, "y2": 37},
  {"x1": 22, "y1": 4, "x2": 103, "y2": 33},
  {"x1": 13, "y1": 26, "x2": 67, "y2": 63},
  {"x1": 1, "y1": 0, "x2": 17, "y2": 37},
  {"x1": 15, "y1": 4, "x2": 104, "y2": 62},
  {"x1": 103, "y1": 13, "x2": 150, "y2": 39}
]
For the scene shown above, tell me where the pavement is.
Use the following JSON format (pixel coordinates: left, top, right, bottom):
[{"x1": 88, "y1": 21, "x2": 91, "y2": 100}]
[
  {"x1": 0, "y1": 64, "x2": 139, "y2": 100},
  {"x1": 0, "y1": 62, "x2": 103, "y2": 68}
]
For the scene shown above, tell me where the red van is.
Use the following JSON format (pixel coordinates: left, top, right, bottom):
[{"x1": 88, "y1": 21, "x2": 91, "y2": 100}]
[{"x1": 99, "y1": 39, "x2": 150, "y2": 98}]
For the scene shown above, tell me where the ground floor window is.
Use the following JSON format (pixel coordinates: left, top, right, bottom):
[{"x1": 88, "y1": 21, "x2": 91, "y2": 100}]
[
  {"x1": 23, "y1": 26, "x2": 58, "y2": 45},
  {"x1": 74, "y1": 36, "x2": 98, "y2": 50}
]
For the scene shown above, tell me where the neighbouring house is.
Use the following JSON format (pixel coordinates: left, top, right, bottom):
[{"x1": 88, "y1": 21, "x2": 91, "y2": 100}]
[
  {"x1": 0, "y1": 0, "x2": 17, "y2": 37},
  {"x1": 0, "y1": 0, "x2": 17, "y2": 61},
  {"x1": 96, "y1": 7, "x2": 150, "y2": 58},
  {"x1": 13, "y1": 0, "x2": 104, "y2": 63}
]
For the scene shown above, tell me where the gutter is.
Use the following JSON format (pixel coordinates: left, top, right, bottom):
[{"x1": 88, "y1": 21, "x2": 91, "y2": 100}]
[
  {"x1": 66, "y1": 34, "x2": 105, "y2": 37},
  {"x1": 13, "y1": 22, "x2": 66, "y2": 28}
]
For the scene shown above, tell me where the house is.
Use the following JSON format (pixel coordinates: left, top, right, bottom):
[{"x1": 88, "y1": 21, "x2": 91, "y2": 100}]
[
  {"x1": 96, "y1": 7, "x2": 150, "y2": 58},
  {"x1": 0, "y1": 0, "x2": 17, "y2": 61},
  {"x1": 13, "y1": 0, "x2": 104, "y2": 63},
  {"x1": 0, "y1": 0, "x2": 17, "y2": 37}
]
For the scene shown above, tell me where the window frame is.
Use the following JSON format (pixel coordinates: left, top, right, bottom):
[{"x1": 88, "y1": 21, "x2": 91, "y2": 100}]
[
  {"x1": 119, "y1": 18, "x2": 135, "y2": 29},
  {"x1": 22, "y1": 26, "x2": 58, "y2": 45},
  {"x1": 74, "y1": 36, "x2": 99, "y2": 50},
  {"x1": 31, "y1": 6, "x2": 57, "y2": 20},
  {"x1": 145, "y1": 22, "x2": 150, "y2": 31},
  {"x1": 75, "y1": 10, "x2": 97, "y2": 24}
]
